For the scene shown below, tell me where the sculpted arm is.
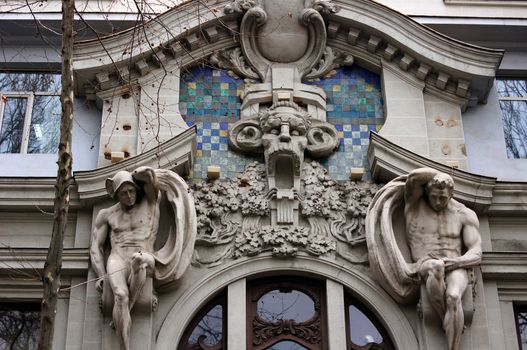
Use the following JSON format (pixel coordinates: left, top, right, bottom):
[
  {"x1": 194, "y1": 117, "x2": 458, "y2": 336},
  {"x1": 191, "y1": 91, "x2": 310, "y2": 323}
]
[
  {"x1": 132, "y1": 166, "x2": 159, "y2": 204},
  {"x1": 90, "y1": 209, "x2": 110, "y2": 291},
  {"x1": 405, "y1": 168, "x2": 441, "y2": 206},
  {"x1": 444, "y1": 208, "x2": 482, "y2": 272}
]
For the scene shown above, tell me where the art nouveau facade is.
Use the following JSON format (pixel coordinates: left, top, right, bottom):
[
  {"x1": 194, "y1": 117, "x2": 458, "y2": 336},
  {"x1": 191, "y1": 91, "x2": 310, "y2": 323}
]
[{"x1": 0, "y1": 0, "x2": 527, "y2": 349}]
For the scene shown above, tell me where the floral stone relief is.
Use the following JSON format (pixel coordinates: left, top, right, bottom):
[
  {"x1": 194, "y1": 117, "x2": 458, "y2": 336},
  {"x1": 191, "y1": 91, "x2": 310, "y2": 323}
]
[{"x1": 192, "y1": 161, "x2": 381, "y2": 266}]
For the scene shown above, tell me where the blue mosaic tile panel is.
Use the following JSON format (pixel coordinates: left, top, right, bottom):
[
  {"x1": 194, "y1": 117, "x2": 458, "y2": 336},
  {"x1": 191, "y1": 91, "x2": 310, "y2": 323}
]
[
  {"x1": 309, "y1": 66, "x2": 385, "y2": 180},
  {"x1": 180, "y1": 65, "x2": 384, "y2": 181},
  {"x1": 191, "y1": 121, "x2": 263, "y2": 179},
  {"x1": 320, "y1": 124, "x2": 378, "y2": 181},
  {"x1": 180, "y1": 66, "x2": 260, "y2": 179},
  {"x1": 179, "y1": 66, "x2": 245, "y2": 122}
]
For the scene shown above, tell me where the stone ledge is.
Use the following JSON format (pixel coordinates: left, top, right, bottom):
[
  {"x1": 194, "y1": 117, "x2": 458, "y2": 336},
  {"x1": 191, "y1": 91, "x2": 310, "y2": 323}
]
[
  {"x1": 0, "y1": 127, "x2": 196, "y2": 207},
  {"x1": 0, "y1": 247, "x2": 89, "y2": 276},
  {"x1": 488, "y1": 182, "x2": 527, "y2": 214},
  {"x1": 75, "y1": 126, "x2": 196, "y2": 202},
  {"x1": 0, "y1": 177, "x2": 80, "y2": 210}
]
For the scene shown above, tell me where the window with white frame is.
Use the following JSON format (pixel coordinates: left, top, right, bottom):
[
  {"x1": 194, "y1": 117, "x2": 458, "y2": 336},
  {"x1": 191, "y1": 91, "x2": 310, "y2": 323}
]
[
  {"x1": 497, "y1": 78, "x2": 527, "y2": 159},
  {"x1": 0, "y1": 72, "x2": 61, "y2": 154}
]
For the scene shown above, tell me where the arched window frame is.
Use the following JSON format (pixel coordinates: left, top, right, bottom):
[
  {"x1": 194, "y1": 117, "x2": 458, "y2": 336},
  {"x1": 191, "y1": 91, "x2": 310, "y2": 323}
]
[
  {"x1": 177, "y1": 292, "x2": 227, "y2": 350},
  {"x1": 162, "y1": 257, "x2": 419, "y2": 350},
  {"x1": 344, "y1": 292, "x2": 394, "y2": 350}
]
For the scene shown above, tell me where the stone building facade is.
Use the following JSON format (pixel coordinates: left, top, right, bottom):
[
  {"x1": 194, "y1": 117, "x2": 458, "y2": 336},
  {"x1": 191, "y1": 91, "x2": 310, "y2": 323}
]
[{"x1": 0, "y1": 0, "x2": 527, "y2": 349}]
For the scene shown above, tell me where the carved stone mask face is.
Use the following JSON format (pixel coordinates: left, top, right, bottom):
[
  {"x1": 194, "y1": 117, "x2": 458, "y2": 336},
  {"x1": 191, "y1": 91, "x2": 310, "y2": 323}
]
[
  {"x1": 426, "y1": 187, "x2": 452, "y2": 212},
  {"x1": 117, "y1": 183, "x2": 138, "y2": 208},
  {"x1": 228, "y1": 102, "x2": 339, "y2": 178},
  {"x1": 260, "y1": 107, "x2": 310, "y2": 176}
]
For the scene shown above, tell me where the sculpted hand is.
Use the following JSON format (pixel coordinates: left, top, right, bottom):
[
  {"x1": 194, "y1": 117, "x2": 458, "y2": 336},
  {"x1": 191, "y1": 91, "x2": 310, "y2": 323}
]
[
  {"x1": 442, "y1": 257, "x2": 460, "y2": 272},
  {"x1": 133, "y1": 166, "x2": 155, "y2": 182},
  {"x1": 407, "y1": 262, "x2": 420, "y2": 279},
  {"x1": 95, "y1": 278, "x2": 104, "y2": 293}
]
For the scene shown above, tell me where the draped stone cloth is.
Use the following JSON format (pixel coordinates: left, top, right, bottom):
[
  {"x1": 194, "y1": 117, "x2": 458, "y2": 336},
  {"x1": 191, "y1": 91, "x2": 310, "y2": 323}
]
[
  {"x1": 365, "y1": 175, "x2": 420, "y2": 304},
  {"x1": 153, "y1": 169, "x2": 197, "y2": 285}
]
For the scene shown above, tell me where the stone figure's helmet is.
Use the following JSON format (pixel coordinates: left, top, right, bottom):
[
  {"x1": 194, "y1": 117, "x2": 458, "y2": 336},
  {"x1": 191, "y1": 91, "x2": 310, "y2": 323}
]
[{"x1": 105, "y1": 170, "x2": 140, "y2": 199}]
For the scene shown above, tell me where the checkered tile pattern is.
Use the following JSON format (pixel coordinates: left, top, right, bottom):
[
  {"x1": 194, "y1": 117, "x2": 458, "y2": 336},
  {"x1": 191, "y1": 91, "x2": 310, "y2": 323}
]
[
  {"x1": 179, "y1": 67, "x2": 244, "y2": 122},
  {"x1": 192, "y1": 121, "x2": 263, "y2": 179},
  {"x1": 180, "y1": 66, "x2": 385, "y2": 180},
  {"x1": 310, "y1": 67, "x2": 385, "y2": 180}
]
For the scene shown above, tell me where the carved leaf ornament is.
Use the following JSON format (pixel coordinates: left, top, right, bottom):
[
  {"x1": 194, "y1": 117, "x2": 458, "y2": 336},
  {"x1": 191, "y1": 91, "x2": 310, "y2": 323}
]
[{"x1": 192, "y1": 161, "x2": 381, "y2": 266}]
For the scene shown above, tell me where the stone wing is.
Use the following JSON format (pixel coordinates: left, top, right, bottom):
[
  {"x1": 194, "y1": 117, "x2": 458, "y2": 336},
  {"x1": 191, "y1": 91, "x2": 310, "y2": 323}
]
[{"x1": 365, "y1": 175, "x2": 420, "y2": 304}]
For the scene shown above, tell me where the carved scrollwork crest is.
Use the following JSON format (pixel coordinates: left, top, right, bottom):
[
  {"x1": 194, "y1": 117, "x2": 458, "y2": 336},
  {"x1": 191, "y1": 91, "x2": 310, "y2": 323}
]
[
  {"x1": 305, "y1": 47, "x2": 355, "y2": 81},
  {"x1": 253, "y1": 317, "x2": 321, "y2": 346},
  {"x1": 311, "y1": 0, "x2": 340, "y2": 15},
  {"x1": 209, "y1": 48, "x2": 259, "y2": 81},
  {"x1": 224, "y1": 0, "x2": 259, "y2": 14},
  {"x1": 226, "y1": 0, "x2": 336, "y2": 82},
  {"x1": 228, "y1": 119, "x2": 264, "y2": 154}
]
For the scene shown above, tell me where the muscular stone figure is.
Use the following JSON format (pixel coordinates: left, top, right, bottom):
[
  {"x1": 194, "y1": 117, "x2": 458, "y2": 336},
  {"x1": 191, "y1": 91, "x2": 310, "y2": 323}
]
[
  {"x1": 90, "y1": 167, "x2": 160, "y2": 350},
  {"x1": 404, "y1": 168, "x2": 482, "y2": 350}
]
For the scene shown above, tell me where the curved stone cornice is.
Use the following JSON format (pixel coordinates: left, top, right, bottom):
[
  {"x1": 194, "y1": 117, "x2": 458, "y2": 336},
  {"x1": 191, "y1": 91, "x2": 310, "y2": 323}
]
[
  {"x1": 368, "y1": 132, "x2": 527, "y2": 214},
  {"x1": 368, "y1": 132, "x2": 497, "y2": 211},
  {"x1": 74, "y1": 126, "x2": 196, "y2": 202},
  {"x1": 74, "y1": 0, "x2": 236, "y2": 97},
  {"x1": 330, "y1": 0, "x2": 503, "y2": 104},
  {"x1": 73, "y1": 0, "x2": 501, "y2": 105},
  {"x1": 0, "y1": 127, "x2": 195, "y2": 208}
]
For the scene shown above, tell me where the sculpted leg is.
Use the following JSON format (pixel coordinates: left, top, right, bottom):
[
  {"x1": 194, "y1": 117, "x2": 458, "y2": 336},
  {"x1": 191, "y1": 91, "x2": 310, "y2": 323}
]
[
  {"x1": 420, "y1": 259, "x2": 446, "y2": 318},
  {"x1": 129, "y1": 252, "x2": 155, "y2": 311},
  {"x1": 107, "y1": 254, "x2": 131, "y2": 350},
  {"x1": 444, "y1": 269, "x2": 468, "y2": 350}
]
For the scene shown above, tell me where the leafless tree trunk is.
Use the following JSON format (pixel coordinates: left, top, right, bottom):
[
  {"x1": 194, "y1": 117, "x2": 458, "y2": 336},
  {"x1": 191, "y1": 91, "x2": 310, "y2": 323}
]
[{"x1": 38, "y1": 0, "x2": 74, "y2": 348}]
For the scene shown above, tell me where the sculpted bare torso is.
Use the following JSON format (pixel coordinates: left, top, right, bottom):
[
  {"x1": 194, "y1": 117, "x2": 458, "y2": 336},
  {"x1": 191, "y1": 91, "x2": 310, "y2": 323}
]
[
  {"x1": 405, "y1": 199, "x2": 465, "y2": 263},
  {"x1": 104, "y1": 198, "x2": 160, "y2": 260}
]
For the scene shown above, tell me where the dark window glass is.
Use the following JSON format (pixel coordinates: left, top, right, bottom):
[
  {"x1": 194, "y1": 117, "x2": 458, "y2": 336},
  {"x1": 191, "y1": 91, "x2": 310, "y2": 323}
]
[
  {"x1": 257, "y1": 289, "x2": 315, "y2": 323},
  {"x1": 348, "y1": 305, "x2": 383, "y2": 346},
  {"x1": 0, "y1": 72, "x2": 60, "y2": 154},
  {"x1": 0, "y1": 73, "x2": 60, "y2": 93},
  {"x1": 515, "y1": 305, "x2": 527, "y2": 349},
  {"x1": 178, "y1": 293, "x2": 226, "y2": 350},
  {"x1": 345, "y1": 294, "x2": 393, "y2": 350},
  {"x1": 497, "y1": 79, "x2": 527, "y2": 159},
  {"x1": 0, "y1": 304, "x2": 40, "y2": 350},
  {"x1": 0, "y1": 97, "x2": 28, "y2": 153},
  {"x1": 266, "y1": 340, "x2": 309, "y2": 350},
  {"x1": 497, "y1": 79, "x2": 527, "y2": 98},
  {"x1": 500, "y1": 100, "x2": 527, "y2": 159},
  {"x1": 188, "y1": 305, "x2": 223, "y2": 347},
  {"x1": 28, "y1": 95, "x2": 61, "y2": 154}
]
